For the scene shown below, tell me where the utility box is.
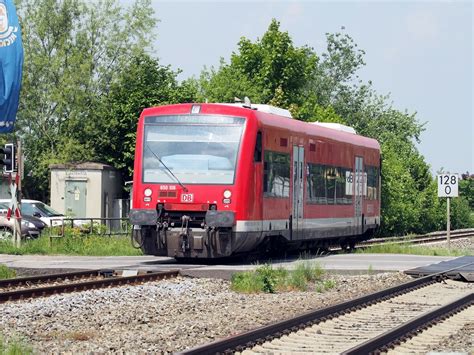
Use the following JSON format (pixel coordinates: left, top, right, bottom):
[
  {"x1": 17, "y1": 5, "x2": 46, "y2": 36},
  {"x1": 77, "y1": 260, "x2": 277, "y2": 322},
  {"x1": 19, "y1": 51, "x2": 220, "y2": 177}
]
[{"x1": 50, "y1": 162, "x2": 122, "y2": 218}]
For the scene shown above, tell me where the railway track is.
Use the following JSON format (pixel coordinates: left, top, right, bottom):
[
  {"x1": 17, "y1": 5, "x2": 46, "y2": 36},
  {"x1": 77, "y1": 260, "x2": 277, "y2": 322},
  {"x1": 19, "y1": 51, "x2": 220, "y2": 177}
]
[
  {"x1": 0, "y1": 269, "x2": 179, "y2": 303},
  {"x1": 346, "y1": 293, "x2": 473, "y2": 354},
  {"x1": 182, "y1": 265, "x2": 473, "y2": 354},
  {"x1": 360, "y1": 228, "x2": 474, "y2": 248}
]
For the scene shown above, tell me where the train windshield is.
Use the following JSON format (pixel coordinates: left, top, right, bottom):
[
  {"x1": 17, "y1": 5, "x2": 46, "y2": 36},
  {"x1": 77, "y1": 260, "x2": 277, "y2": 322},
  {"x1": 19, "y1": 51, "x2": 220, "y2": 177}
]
[{"x1": 142, "y1": 115, "x2": 245, "y2": 184}]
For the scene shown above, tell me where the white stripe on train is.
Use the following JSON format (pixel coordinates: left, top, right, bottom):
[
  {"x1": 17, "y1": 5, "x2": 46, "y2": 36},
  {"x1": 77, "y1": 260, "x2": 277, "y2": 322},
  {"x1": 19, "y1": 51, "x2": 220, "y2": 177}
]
[{"x1": 234, "y1": 216, "x2": 380, "y2": 233}]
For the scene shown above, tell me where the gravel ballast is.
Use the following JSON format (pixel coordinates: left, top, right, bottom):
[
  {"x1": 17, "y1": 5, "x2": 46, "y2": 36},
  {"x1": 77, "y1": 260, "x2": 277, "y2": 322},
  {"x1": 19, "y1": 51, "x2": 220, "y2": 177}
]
[
  {"x1": 1, "y1": 271, "x2": 473, "y2": 353},
  {"x1": 424, "y1": 236, "x2": 474, "y2": 253},
  {"x1": 0, "y1": 272, "x2": 415, "y2": 353}
]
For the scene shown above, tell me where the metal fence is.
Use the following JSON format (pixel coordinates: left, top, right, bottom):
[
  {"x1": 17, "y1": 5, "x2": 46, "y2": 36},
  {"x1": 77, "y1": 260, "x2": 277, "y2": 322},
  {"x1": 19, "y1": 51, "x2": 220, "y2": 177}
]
[{"x1": 48, "y1": 217, "x2": 132, "y2": 238}]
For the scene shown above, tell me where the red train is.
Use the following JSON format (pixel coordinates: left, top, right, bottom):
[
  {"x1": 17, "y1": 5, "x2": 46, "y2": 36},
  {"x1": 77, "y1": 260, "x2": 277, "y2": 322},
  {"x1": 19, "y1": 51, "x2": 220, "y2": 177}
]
[{"x1": 130, "y1": 103, "x2": 380, "y2": 258}]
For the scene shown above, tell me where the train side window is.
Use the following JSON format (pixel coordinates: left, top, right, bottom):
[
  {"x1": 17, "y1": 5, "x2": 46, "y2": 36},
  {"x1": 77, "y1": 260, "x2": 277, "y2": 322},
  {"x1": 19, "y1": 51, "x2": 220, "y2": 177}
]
[
  {"x1": 366, "y1": 166, "x2": 378, "y2": 200},
  {"x1": 254, "y1": 131, "x2": 262, "y2": 162},
  {"x1": 264, "y1": 151, "x2": 290, "y2": 198},
  {"x1": 306, "y1": 163, "x2": 353, "y2": 205}
]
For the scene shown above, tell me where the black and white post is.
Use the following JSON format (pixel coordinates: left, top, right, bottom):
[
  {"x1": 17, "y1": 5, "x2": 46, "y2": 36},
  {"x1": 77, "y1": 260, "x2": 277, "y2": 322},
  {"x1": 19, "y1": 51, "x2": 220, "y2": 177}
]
[{"x1": 437, "y1": 173, "x2": 459, "y2": 249}]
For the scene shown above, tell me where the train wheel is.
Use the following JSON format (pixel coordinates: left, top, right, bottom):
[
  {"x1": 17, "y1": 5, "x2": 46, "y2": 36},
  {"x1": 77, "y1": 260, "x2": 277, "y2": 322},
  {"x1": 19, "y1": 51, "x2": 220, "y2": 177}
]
[
  {"x1": 348, "y1": 239, "x2": 356, "y2": 252},
  {"x1": 340, "y1": 240, "x2": 348, "y2": 251}
]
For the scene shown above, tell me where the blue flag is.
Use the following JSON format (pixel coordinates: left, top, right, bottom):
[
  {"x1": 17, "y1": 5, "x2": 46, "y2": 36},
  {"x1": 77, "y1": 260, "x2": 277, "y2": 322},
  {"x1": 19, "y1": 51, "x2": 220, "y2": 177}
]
[{"x1": 0, "y1": 0, "x2": 23, "y2": 133}]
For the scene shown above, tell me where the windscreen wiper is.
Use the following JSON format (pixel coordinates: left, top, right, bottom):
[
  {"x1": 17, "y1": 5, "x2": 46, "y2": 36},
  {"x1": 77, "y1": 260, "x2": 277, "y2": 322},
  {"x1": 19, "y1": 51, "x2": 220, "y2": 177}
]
[{"x1": 145, "y1": 144, "x2": 188, "y2": 192}]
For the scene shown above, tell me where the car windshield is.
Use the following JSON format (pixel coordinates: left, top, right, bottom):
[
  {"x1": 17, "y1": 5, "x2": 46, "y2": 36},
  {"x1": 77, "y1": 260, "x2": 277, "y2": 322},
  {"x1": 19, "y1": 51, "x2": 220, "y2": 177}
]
[
  {"x1": 143, "y1": 115, "x2": 245, "y2": 184},
  {"x1": 22, "y1": 202, "x2": 63, "y2": 217}
]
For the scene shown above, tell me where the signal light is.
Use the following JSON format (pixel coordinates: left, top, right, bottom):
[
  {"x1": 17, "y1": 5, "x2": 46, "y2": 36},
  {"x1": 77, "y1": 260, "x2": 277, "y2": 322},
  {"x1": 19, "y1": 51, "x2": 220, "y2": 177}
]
[{"x1": 0, "y1": 143, "x2": 16, "y2": 173}]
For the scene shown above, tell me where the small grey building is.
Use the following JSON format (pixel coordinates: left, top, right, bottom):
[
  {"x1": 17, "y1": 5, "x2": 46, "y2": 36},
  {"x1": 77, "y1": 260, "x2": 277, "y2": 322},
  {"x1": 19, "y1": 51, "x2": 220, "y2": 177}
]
[{"x1": 50, "y1": 162, "x2": 123, "y2": 218}]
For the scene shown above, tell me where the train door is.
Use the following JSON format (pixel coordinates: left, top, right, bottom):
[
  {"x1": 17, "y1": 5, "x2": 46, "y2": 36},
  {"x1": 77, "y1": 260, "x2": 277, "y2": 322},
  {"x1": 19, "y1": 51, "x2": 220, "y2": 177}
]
[
  {"x1": 292, "y1": 146, "x2": 304, "y2": 239},
  {"x1": 354, "y1": 156, "x2": 364, "y2": 235}
]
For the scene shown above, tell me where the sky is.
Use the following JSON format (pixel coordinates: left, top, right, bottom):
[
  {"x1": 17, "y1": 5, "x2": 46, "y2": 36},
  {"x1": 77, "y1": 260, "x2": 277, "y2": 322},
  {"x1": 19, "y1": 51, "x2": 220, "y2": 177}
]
[{"x1": 124, "y1": 0, "x2": 473, "y2": 175}]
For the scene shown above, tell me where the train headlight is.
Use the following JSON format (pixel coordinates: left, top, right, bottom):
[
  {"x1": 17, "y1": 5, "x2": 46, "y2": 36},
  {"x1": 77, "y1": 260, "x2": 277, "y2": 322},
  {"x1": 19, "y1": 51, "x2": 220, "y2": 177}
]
[
  {"x1": 223, "y1": 190, "x2": 232, "y2": 198},
  {"x1": 144, "y1": 188, "x2": 152, "y2": 197}
]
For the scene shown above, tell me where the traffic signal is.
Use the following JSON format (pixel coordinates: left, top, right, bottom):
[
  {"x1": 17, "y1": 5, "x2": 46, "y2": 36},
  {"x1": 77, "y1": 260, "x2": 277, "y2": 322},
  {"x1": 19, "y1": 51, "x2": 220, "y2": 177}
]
[{"x1": 0, "y1": 143, "x2": 16, "y2": 173}]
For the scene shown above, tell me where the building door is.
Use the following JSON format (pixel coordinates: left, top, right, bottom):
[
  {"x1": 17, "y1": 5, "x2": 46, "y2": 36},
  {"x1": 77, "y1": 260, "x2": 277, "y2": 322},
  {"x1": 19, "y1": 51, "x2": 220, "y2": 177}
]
[
  {"x1": 65, "y1": 180, "x2": 87, "y2": 217},
  {"x1": 354, "y1": 156, "x2": 364, "y2": 234},
  {"x1": 292, "y1": 145, "x2": 304, "y2": 239}
]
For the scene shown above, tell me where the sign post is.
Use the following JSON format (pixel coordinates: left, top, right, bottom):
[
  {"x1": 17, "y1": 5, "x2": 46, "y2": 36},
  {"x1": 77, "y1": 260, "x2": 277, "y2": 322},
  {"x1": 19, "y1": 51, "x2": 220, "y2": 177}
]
[
  {"x1": 14, "y1": 139, "x2": 21, "y2": 247},
  {"x1": 437, "y1": 174, "x2": 459, "y2": 249}
]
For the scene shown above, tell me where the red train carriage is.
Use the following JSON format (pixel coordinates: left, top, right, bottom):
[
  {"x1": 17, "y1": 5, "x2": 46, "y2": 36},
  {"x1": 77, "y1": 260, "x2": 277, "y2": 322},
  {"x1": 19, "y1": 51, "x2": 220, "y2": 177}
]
[{"x1": 129, "y1": 103, "x2": 381, "y2": 258}]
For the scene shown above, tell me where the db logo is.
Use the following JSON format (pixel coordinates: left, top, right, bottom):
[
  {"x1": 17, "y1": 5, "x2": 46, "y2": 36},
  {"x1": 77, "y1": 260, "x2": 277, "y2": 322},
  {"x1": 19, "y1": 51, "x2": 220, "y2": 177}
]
[{"x1": 181, "y1": 193, "x2": 194, "y2": 203}]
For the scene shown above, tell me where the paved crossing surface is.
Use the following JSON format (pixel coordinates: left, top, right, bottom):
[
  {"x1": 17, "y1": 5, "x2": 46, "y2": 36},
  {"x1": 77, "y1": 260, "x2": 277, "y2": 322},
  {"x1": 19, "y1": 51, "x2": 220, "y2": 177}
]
[
  {"x1": 405, "y1": 255, "x2": 474, "y2": 281},
  {"x1": 0, "y1": 254, "x2": 457, "y2": 279}
]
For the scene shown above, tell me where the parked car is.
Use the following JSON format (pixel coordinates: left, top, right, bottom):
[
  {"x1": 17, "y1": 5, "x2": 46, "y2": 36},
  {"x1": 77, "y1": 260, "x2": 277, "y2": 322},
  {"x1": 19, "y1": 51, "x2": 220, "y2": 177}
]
[
  {"x1": 0, "y1": 204, "x2": 46, "y2": 240},
  {"x1": 0, "y1": 199, "x2": 78, "y2": 228},
  {"x1": 0, "y1": 202, "x2": 47, "y2": 229}
]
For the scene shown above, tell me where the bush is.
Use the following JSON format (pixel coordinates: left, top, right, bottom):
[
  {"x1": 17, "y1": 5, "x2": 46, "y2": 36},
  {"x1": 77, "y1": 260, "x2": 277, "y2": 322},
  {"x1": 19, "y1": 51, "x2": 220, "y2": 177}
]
[
  {"x1": 230, "y1": 271, "x2": 264, "y2": 293},
  {"x1": 448, "y1": 197, "x2": 473, "y2": 230},
  {"x1": 288, "y1": 268, "x2": 308, "y2": 291},
  {"x1": 231, "y1": 264, "x2": 287, "y2": 293},
  {"x1": 256, "y1": 264, "x2": 278, "y2": 293},
  {"x1": 288, "y1": 260, "x2": 325, "y2": 290},
  {"x1": 231, "y1": 261, "x2": 333, "y2": 293}
]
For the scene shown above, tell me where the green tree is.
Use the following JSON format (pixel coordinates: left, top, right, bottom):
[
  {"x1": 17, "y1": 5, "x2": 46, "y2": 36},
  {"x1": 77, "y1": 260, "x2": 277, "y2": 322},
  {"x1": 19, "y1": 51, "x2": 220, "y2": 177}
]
[
  {"x1": 197, "y1": 19, "x2": 342, "y2": 123},
  {"x1": 459, "y1": 173, "x2": 474, "y2": 209},
  {"x1": 198, "y1": 20, "x2": 439, "y2": 236},
  {"x1": 450, "y1": 197, "x2": 473, "y2": 229},
  {"x1": 16, "y1": 0, "x2": 157, "y2": 199},
  {"x1": 89, "y1": 53, "x2": 196, "y2": 180},
  {"x1": 312, "y1": 31, "x2": 369, "y2": 118},
  {"x1": 312, "y1": 30, "x2": 440, "y2": 236}
]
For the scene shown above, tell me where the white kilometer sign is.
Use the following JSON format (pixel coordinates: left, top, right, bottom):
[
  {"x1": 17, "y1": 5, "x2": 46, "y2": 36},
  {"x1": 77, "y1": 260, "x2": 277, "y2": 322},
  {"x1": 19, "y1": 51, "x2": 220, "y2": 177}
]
[{"x1": 437, "y1": 174, "x2": 459, "y2": 197}]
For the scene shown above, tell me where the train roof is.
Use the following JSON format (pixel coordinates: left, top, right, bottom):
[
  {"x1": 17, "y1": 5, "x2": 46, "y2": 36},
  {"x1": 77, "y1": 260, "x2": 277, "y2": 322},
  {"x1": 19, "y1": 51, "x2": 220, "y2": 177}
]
[{"x1": 141, "y1": 103, "x2": 380, "y2": 150}]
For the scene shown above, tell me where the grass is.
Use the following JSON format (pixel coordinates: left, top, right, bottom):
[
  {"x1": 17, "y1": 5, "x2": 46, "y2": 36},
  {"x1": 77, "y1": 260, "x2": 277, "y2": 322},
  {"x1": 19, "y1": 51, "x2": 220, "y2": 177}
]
[
  {"x1": 367, "y1": 264, "x2": 374, "y2": 275},
  {"x1": 0, "y1": 265, "x2": 16, "y2": 279},
  {"x1": 0, "y1": 334, "x2": 32, "y2": 355},
  {"x1": 231, "y1": 259, "x2": 335, "y2": 293},
  {"x1": 358, "y1": 242, "x2": 470, "y2": 256},
  {"x1": 0, "y1": 234, "x2": 142, "y2": 256},
  {"x1": 315, "y1": 279, "x2": 336, "y2": 293}
]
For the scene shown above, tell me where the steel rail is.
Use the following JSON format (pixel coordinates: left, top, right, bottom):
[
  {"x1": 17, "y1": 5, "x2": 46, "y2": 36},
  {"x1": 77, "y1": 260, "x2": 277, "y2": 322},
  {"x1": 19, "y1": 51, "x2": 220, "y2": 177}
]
[
  {"x1": 0, "y1": 270, "x2": 179, "y2": 303},
  {"x1": 343, "y1": 292, "x2": 474, "y2": 355},
  {"x1": 180, "y1": 263, "x2": 473, "y2": 355},
  {"x1": 361, "y1": 229, "x2": 474, "y2": 247},
  {"x1": 0, "y1": 269, "x2": 103, "y2": 288},
  {"x1": 328, "y1": 229, "x2": 474, "y2": 253},
  {"x1": 365, "y1": 233, "x2": 473, "y2": 246}
]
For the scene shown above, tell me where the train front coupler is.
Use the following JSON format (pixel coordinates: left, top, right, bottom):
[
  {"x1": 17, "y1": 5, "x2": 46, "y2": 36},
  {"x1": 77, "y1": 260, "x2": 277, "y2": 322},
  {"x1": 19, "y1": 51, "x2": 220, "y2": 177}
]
[{"x1": 179, "y1": 215, "x2": 191, "y2": 253}]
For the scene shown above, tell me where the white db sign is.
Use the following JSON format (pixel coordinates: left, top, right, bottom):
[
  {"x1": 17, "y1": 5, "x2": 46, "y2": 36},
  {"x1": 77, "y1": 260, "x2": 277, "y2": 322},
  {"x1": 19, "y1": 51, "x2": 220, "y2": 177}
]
[
  {"x1": 181, "y1": 193, "x2": 194, "y2": 203},
  {"x1": 437, "y1": 174, "x2": 458, "y2": 197}
]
